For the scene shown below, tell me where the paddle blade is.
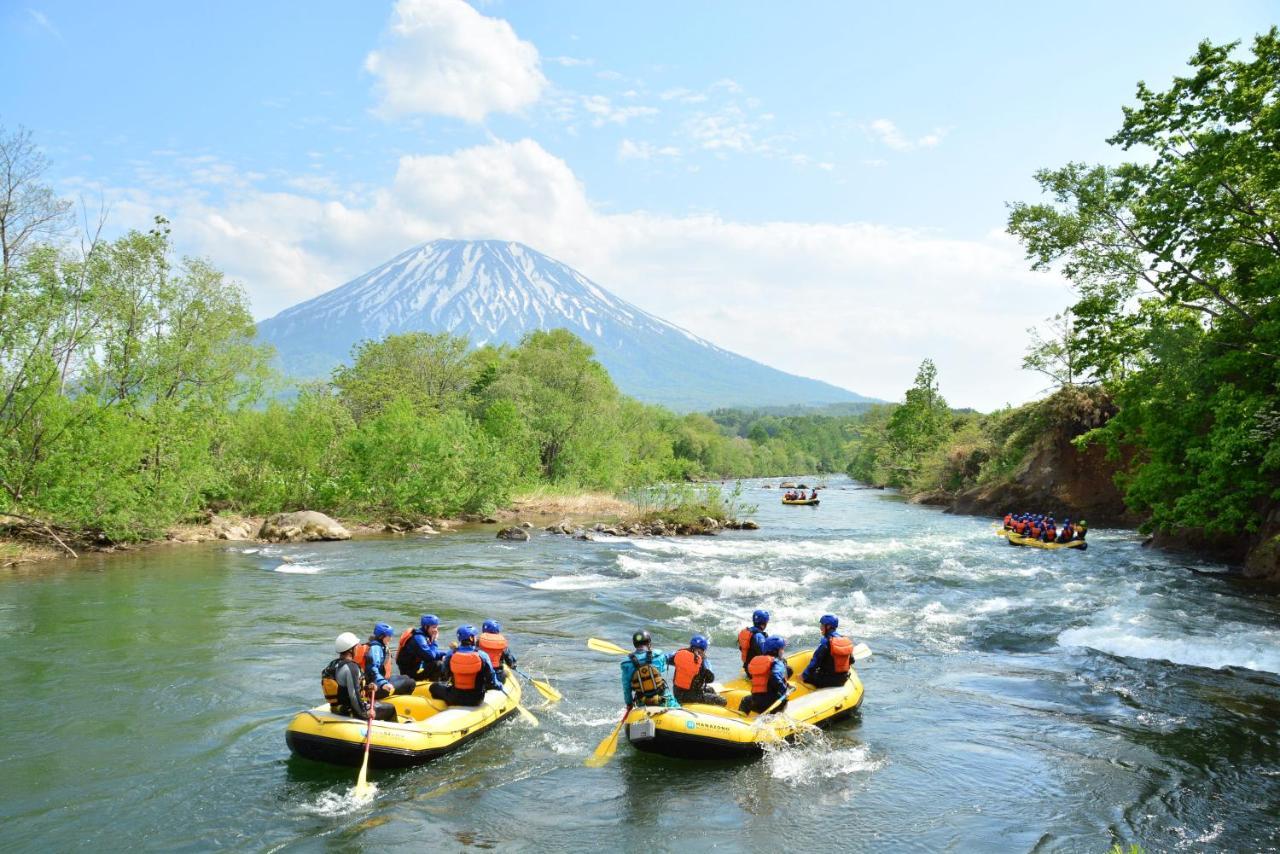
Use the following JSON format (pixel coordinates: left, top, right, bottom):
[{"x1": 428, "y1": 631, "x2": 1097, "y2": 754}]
[
  {"x1": 531, "y1": 678, "x2": 563, "y2": 703},
  {"x1": 587, "y1": 637, "x2": 628, "y2": 656},
  {"x1": 515, "y1": 703, "x2": 540, "y2": 727},
  {"x1": 585, "y1": 722, "x2": 625, "y2": 767},
  {"x1": 353, "y1": 752, "x2": 372, "y2": 797},
  {"x1": 853, "y1": 643, "x2": 873, "y2": 662}
]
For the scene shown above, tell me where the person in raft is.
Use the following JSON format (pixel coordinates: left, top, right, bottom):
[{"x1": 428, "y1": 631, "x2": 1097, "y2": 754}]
[
  {"x1": 802, "y1": 614, "x2": 856, "y2": 688},
  {"x1": 621, "y1": 630, "x2": 676, "y2": 708},
  {"x1": 430, "y1": 625, "x2": 500, "y2": 706},
  {"x1": 671, "y1": 634, "x2": 726, "y2": 706},
  {"x1": 357, "y1": 622, "x2": 417, "y2": 699},
  {"x1": 738, "y1": 635, "x2": 791, "y2": 715},
  {"x1": 478, "y1": 619, "x2": 518, "y2": 683},
  {"x1": 322, "y1": 632, "x2": 396, "y2": 722},
  {"x1": 738, "y1": 609, "x2": 771, "y2": 675},
  {"x1": 396, "y1": 614, "x2": 446, "y2": 681}
]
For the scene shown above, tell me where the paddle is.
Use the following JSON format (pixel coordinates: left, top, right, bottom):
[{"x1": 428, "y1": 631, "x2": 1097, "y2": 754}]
[
  {"x1": 353, "y1": 686, "x2": 377, "y2": 798},
  {"x1": 587, "y1": 637, "x2": 628, "y2": 656},
  {"x1": 502, "y1": 667, "x2": 540, "y2": 726},
  {"x1": 585, "y1": 705, "x2": 632, "y2": 768},
  {"x1": 514, "y1": 666, "x2": 563, "y2": 703},
  {"x1": 853, "y1": 642, "x2": 872, "y2": 662}
]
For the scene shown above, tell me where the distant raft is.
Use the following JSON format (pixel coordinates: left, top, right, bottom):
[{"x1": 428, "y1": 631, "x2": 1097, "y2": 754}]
[
  {"x1": 285, "y1": 677, "x2": 522, "y2": 769},
  {"x1": 997, "y1": 528, "x2": 1087, "y2": 550},
  {"x1": 623, "y1": 648, "x2": 864, "y2": 760},
  {"x1": 781, "y1": 498, "x2": 820, "y2": 506}
]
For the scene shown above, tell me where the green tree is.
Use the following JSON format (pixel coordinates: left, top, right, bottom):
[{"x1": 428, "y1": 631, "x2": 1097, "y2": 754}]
[
  {"x1": 332, "y1": 331, "x2": 475, "y2": 422},
  {"x1": 1008, "y1": 29, "x2": 1280, "y2": 536}
]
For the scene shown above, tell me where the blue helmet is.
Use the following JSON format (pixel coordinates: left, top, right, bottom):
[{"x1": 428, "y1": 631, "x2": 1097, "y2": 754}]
[
  {"x1": 482, "y1": 619, "x2": 501, "y2": 634},
  {"x1": 420, "y1": 614, "x2": 439, "y2": 629},
  {"x1": 690, "y1": 634, "x2": 709, "y2": 651},
  {"x1": 752, "y1": 609, "x2": 770, "y2": 627},
  {"x1": 763, "y1": 636, "x2": 786, "y2": 654},
  {"x1": 819, "y1": 614, "x2": 839, "y2": 631},
  {"x1": 373, "y1": 622, "x2": 393, "y2": 638},
  {"x1": 457, "y1": 624, "x2": 477, "y2": 644}
]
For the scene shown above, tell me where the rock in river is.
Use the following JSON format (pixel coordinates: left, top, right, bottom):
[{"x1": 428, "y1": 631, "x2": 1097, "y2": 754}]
[
  {"x1": 497, "y1": 526, "x2": 531, "y2": 541},
  {"x1": 258, "y1": 511, "x2": 350, "y2": 543}
]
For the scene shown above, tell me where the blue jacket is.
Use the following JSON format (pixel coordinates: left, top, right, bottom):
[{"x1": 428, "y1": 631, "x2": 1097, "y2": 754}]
[
  {"x1": 364, "y1": 638, "x2": 392, "y2": 689},
  {"x1": 406, "y1": 629, "x2": 445, "y2": 668},
  {"x1": 802, "y1": 632, "x2": 843, "y2": 682},
  {"x1": 620, "y1": 649, "x2": 676, "y2": 706},
  {"x1": 441, "y1": 643, "x2": 500, "y2": 692}
]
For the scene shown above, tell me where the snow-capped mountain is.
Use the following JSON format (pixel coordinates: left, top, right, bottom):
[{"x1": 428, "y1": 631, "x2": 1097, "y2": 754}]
[{"x1": 256, "y1": 239, "x2": 871, "y2": 411}]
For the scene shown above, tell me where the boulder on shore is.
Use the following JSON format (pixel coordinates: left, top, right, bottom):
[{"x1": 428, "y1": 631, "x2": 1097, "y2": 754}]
[
  {"x1": 258, "y1": 511, "x2": 350, "y2": 543},
  {"x1": 497, "y1": 526, "x2": 531, "y2": 541}
]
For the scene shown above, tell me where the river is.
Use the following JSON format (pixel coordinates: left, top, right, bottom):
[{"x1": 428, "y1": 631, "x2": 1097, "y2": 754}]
[{"x1": 2, "y1": 477, "x2": 1278, "y2": 852}]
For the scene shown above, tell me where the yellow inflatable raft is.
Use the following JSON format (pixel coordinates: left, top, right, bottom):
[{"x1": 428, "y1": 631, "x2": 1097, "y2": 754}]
[
  {"x1": 997, "y1": 527, "x2": 1087, "y2": 550},
  {"x1": 781, "y1": 498, "x2": 820, "y2": 506},
  {"x1": 285, "y1": 675, "x2": 522, "y2": 768},
  {"x1": 623, "y1": 649, "x2": 863, "y2": 760}
]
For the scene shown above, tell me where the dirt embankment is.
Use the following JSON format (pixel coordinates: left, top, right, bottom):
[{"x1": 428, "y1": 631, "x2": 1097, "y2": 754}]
[{"x1": 946, "y1": 434, "x2": 1141, "y2": 528}]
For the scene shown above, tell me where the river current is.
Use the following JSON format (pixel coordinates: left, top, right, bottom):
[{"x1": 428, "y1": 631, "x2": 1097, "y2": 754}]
[{"x1": 2, "y1": 477, "x2": 1278, "y2": 852}]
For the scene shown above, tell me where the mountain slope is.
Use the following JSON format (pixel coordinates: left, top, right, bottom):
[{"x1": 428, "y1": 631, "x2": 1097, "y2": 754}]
[{"x1": 256, "y1": 239, "x2": 873, "y2": 411}]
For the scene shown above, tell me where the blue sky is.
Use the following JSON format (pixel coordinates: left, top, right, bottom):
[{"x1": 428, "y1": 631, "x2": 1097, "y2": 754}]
[{"x1": 3, "y1": 1, "x2": 1275, "y2": 408}]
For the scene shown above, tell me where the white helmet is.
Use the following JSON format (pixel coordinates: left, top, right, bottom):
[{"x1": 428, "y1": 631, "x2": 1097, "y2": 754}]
[{"x1": 334, "y1": 632, "x2": 360, "y2": 655}]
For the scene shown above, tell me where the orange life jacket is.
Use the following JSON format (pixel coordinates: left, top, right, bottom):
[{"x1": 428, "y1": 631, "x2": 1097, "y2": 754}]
[
  {"x1": 478, "y1": 632, "x2": 508, "y2": 669},
  {"x1": 738, "y1": 627, "x2": 763, "y2": 663},
  {"x1": 353, "y1": 641, "x2": 390, "y2": 679},
  {"x1": 827, "y1": 635, "x2": 853, "y2": 674},
  {"x1": 1028, "y1": 523, "x2": 1041, "y2": 539},
  {"x1": 396, "y1": 628, "x2": 415, "y2": 662},
  {"x1": 672, "y1": 648, "x2": 704, "y2": 690},
  {"x1": 1014, "y1": 520, "x2": 1026, "y2": 534},
  {"x1": 748, "y1": 654, "x2": 774, "y2": 694},
  {"x1": 449, "y1": 649, "x2": 484, "y2": 690}
]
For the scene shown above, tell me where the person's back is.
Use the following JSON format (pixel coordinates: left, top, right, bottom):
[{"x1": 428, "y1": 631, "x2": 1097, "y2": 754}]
[
  {"x1": 621, "y1": 630, "x2": 675, "y2": 708},
  {"x1": 739, "y1": 636, "x2": 789, "y2": 714},
  {"x1": 430, "y1": 626, "x2": 499, "y2": 707},
  {"x1": 738, "y1": 609, "x2": 770, "y2": 675},
  {"x1": 671, "y1": 634, "x2": 726, "y2": 707},
  {"x1": 802, "y1": 614, "x2": 854, "y2": 688},
  {"x1": 323, "y1": 632, "x2": 396, "y2": 722},
  {"x1": 478, "y1": 619, "x2": 517, "y2": 682}
]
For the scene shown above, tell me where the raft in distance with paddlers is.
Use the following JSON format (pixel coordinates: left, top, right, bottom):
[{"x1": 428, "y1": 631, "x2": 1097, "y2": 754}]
[
  {"x1": 285, "y1": 673, "x2": 522, "y2": 768},
  {"x1": 996, "y1": 528, "x2": 1088, "y2": 550},
  {"x1": 781, "y1": 497, "x2": 820, "y2": 505},
  {"x1": 624, "y1": 648, "x2": 864, "y2": 760}
]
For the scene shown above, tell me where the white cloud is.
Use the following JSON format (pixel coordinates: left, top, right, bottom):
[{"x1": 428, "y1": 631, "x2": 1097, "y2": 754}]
[
  {"x1": 617, "y1": 139, "x2": 681, "y2": 161},
  {"x1": 580, "y1": 95, "x2": 659, "y2": 127},
  {"x1": 866, "y1": 118, "x2": 949, "y2": 151},
  {"x1": 547, "y1": 55, "x2": 592, "y2": 67},
  {"x1": 364, "y1": 0, "x2": 546, "y2": 122},
  {"x1": 97, "y1": 138, "x2": 1066, "y2": 410}
]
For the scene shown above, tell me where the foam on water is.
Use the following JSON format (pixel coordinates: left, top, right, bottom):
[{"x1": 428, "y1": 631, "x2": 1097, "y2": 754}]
[
  {"x1": 765, "y1": 740, "x2": 884, "y2": 786},
  {"x1": 1059, "y1": 621, "x2": 1280, "y2": 675},
  {"x1": 273, "y1": 564, "x2": 322, "y2": 574},
  {"x1": 298, "y1": 785, "x2": 377, "y2": 816},
  {"x1": 531, "y1": 573, "x2": 613, "y2": 591}
]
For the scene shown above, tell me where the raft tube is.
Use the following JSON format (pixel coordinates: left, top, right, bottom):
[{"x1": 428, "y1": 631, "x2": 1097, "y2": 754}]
[
  {"x1": 285, "y1": 675, "x2": 521, "y2": 769},
  {"x1": 781, "y1": 498, "x2": 820, "y2": 506},
  {"x1": 623, "y1": 649, "x2": 863, "y2": 760},
  {"x1": 996, "y1": 528, "x2": 1087, "y2": 550}
]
